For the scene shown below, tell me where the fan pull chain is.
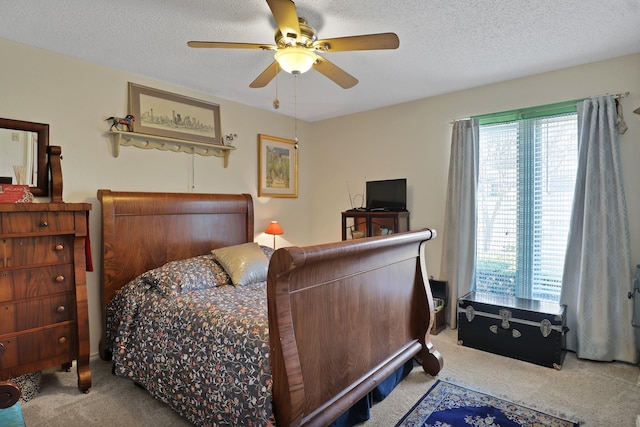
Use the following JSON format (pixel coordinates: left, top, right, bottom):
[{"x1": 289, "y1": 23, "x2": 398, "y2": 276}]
[
  {"x1": 273, "y1": 63, "x2": 280, "y2": 109},
  {"x1": 294, "y1": 74, "x2": 299, "y2": 149}
]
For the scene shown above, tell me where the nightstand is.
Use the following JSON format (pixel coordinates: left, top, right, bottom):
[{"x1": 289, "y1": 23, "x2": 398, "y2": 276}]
[{"x1": 429, "y1": 279, "x2": 448, "y2": 335}]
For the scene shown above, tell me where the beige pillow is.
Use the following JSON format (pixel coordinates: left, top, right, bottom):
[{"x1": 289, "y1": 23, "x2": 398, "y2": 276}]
[{"x1": 211, "y1": 242, "x2": 268, "y2": 286}]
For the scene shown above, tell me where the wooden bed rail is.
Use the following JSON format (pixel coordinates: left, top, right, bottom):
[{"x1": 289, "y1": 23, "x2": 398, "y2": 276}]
[{"x1": 267, "y1": 229, "x2": 443, "y2": 426}]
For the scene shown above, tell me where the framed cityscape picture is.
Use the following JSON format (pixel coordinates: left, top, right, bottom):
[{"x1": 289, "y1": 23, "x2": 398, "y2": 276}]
[{"x1": 128, "y1": 83, "x2": 221, "y2": 145}]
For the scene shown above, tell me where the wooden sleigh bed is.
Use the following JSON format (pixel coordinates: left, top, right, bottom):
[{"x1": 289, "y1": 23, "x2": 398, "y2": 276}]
[{"x1": 97, "y1": 190, "x2": 443, "y2": 426}]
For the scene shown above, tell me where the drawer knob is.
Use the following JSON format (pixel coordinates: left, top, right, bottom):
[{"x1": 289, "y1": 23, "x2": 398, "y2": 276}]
[
  {"x1": 57, "y1": 305, "x2": 66, "y2": 313},
  {"x1": 0, "y1": 342, "x2": 4, "y2": 355},
  {"x1": 40, "y1": 221, "x2": 48, "y2": 227},
  {"x1": 58, "y1": 337, "x2": 67, "y2": 344},
  {"x1": 55, "y1": 275, "x2": 65, "y2": 283},
  {"x1": 55, "y1": 244, "x2": 64, "y2": 251}
]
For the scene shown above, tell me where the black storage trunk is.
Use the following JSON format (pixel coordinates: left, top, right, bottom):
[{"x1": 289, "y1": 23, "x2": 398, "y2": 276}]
[{"x1": 458, "y1": 291, "x2": 568, "y2": 369}]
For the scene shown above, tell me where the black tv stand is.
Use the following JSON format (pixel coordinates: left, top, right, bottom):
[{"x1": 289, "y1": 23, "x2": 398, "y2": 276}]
[
  {"x1": 348, "y1": 207, "x2": 408, "y2": 212},
  {"x1": 374, "y1": 207, "x2": 408, "y2": 212},
  {"x1": 341, "y1": 210, "x2": 410, "y2": 240}
]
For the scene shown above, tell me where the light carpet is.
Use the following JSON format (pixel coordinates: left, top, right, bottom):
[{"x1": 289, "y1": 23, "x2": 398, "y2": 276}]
[
  {"x1": 19, "y1": 328, "x2": 640, "y2": 426},
  {"x1": 363, "y1": 328, "x2": 640, "y2": 426},
  {"x1": 395, "y1": 380, "x2": 578, "y2": 426}
]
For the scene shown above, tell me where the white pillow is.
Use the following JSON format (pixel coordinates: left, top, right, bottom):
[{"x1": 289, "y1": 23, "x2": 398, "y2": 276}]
[{"x1": 211, "y1": 242, "x2": 268, "y2": 286}]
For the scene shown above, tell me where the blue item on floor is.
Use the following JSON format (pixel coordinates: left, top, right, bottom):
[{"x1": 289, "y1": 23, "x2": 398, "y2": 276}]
[
  {"x1": 0, "y1": 381, "x2": 26, "y2": 427},
  {"x1": 0, "y1": 402, "x2": 26, "y2": 427}
]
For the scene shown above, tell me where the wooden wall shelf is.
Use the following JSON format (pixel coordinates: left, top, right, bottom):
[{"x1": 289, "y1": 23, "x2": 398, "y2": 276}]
[{"x1": 108, "y1": 131, "x2": 235, "y2": 167}]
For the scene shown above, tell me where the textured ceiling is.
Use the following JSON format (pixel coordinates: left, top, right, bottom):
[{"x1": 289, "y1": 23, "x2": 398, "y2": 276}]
[{"x1": 1, "y1": 0, "x2": 639, "y2": 122}]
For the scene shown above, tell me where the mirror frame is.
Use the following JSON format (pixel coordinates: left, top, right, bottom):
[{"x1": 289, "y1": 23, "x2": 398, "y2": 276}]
[{"x1": 0, "y1": 118, "x2": 49, "y2": 197}]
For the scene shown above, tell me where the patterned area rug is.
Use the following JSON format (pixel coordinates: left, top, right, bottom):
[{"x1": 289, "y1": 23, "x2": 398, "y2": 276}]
[{"x1": 396, "y1": 380, "x2": 579, "y2": 427}]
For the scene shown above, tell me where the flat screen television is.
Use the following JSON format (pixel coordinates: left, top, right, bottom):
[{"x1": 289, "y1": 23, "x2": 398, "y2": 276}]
[{"x1": 365, "y1": 178, "x2": 407, "y2": 211}]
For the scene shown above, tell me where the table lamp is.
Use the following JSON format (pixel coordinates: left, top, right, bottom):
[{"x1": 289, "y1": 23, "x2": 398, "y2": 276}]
[{"x1": 265, "y1": 221, "x2": 284, "y2": 249}]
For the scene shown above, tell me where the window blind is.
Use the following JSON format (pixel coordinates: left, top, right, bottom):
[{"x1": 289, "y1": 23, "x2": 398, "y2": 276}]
[{"x1": 475, "y1": 109, "x2": 578, "y2": 302}]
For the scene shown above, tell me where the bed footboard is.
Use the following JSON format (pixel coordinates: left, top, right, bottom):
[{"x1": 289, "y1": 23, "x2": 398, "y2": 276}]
[{"x1": 267, "y1": 229, "x2": 443, "y2": 427}]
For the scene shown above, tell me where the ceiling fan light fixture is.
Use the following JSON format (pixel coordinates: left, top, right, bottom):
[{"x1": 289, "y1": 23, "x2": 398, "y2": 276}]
[{"x1": 274, "y1": 47, "x2": 316, "y2": 74}]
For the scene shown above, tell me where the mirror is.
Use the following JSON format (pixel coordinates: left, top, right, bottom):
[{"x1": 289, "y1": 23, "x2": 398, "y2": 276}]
[{"x1": 0, "y1": 118, "x2": 49, "y2": 197}]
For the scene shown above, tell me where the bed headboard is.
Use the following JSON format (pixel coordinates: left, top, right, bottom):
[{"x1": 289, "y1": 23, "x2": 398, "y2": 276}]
[{"x1": 97, "y1": 189, "x2": 254, "y2": 357}]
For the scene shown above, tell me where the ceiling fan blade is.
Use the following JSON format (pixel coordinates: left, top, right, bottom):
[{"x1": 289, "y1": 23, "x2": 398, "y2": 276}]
[
  {"x1": 266, "y1": 0, "x2": 300, "y2": 39},
  {"x1": 249, "y1": 61, "x2": 281, "y2": 88},
  {"x1": 188, "y1": 41, "x2": 275, "y2": 50},
  {"x1": 312, "y1": 56, "x2": 358, "y2": 89},
  {"x1": 313, "y1": 33, "x2": 399, "y2": 52}
]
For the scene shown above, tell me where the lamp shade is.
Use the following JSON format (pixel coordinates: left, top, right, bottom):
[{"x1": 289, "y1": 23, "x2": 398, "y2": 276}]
[
  {"x1": 274, "y1": 47, "x2": 317, "y2": 74},
  {"x1": 265, "y1": 221, "x2": 284, "y2": 235},
  {"x1": 265, "y1": 220, "x2": 283, "y2": 249}
]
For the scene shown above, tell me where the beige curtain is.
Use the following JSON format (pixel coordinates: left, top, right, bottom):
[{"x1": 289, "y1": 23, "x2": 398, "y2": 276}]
[
  {"x1": 561, "y1": 95, "x2": 638, "y2": 363},
  {"x1": 440, "y1": 118, "x2": 478, "y2": 328}
]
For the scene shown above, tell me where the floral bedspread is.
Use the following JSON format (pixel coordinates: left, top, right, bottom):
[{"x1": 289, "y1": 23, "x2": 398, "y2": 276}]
[{"x1": 105, "y1": 251, "x2": 274, "y2": 426}]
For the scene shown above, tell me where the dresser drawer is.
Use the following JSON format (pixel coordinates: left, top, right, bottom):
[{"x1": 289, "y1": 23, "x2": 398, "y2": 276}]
[
  {"x1": 0, "y1": 211, "x2": 76, "y2": 234},
  {"x1": 0, "y1": 324, "x2": 76, "y2": 370},
  {"x1": 1, "y1": 236, "x2": 73, "y2": 268},
  {"x1": 0, "y1": 293, "x2": 76, "y2": 335},
  {"x1": 0, "y1": 264, "x2": 74, "y2": 303}
]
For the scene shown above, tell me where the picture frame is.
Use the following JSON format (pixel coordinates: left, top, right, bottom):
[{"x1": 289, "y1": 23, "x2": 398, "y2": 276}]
[
  {"x1": 128, "y1": 82, "x2": 221, "y2": 145},
  {"x1": 258, "y1": 134, "x2": 298, "y2": 198}
]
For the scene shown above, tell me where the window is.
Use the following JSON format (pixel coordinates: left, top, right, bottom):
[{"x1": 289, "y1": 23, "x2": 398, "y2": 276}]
[{"x1": 475, "y1": 107, "x2": 578, "y2": 302}]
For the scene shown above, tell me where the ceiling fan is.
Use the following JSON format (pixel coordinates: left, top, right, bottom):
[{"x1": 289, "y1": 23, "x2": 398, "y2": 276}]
[{"x1": 187, "y1": 0, "x2": 399, "y2": 89}]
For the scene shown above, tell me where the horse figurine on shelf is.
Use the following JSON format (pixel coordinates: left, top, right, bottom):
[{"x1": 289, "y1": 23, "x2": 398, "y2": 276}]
[{"x1": 107, "y1": 114, "x2": 135, "y2": 132}]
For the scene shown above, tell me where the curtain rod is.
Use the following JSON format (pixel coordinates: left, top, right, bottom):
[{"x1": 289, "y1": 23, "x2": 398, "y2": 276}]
[{"x1": 450, "y1": 91, "x2": 630, "y2": 124}]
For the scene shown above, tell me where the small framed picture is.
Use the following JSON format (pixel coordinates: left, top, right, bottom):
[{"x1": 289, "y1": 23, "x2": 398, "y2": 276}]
[
  {"x1": 258, "y1": 134, "x2": 298, "y2": 198},
  {"x1": 128, "y1": 83, "x2": 221, "y2": 145}
]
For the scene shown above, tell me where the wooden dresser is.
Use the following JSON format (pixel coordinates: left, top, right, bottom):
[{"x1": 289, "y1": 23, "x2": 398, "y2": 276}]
[{"x1": 0, "y1": 202, "x2": 92, "y2": 392}]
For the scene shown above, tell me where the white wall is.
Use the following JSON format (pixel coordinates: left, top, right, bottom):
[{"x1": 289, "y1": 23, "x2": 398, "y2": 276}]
[
  {"x1": 2, "y1": 36, "x2": 639, "y2": 356},
  {"x1": 308, "y1": 53, "x2": 640, "y2": 283}
]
